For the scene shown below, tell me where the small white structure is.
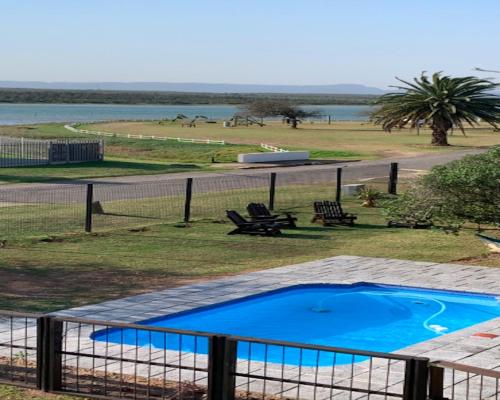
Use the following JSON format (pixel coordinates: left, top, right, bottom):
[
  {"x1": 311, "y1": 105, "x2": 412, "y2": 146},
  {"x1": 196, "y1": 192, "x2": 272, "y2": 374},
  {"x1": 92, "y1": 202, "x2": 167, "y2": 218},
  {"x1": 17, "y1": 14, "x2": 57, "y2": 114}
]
[
  {"x1": 238, "y1": 151, "x2": 309, "y2": 163},
  {"x1": 341, "y1": 184, "x2": 365, "y2": 197}
]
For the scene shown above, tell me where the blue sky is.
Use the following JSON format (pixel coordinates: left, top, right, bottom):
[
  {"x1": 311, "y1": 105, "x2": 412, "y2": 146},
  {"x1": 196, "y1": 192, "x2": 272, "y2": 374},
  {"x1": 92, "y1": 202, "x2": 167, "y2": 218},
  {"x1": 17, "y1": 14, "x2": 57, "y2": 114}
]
[{"x1": 1, "y1": 0, "x2": 499, "y2": 88}]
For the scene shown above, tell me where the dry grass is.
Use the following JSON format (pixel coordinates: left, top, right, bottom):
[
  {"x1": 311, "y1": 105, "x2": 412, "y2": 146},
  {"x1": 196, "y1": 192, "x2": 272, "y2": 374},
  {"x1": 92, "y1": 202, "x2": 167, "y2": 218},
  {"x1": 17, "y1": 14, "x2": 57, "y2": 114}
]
[{"x1": 85, "y1": 120, "x2": 500, "y2": 159}]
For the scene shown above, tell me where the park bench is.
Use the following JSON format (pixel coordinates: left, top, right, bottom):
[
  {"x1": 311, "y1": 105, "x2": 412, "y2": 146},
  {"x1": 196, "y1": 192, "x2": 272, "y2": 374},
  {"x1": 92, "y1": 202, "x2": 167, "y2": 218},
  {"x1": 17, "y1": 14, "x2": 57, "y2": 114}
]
[
  {"x1": 312, "y1": 201, "x2": 357, "y2": 226},
  {"x1": 226, "y1": 210, "x2": 283, "y2": 236},
  {"x1": 246, "y1": 202, "x2": 297, "y2": 228}
]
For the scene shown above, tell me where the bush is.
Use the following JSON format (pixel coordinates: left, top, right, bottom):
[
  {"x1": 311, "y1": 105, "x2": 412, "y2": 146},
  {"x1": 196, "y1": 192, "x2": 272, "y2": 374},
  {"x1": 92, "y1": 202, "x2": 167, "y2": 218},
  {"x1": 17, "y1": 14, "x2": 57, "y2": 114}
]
[
  {"x1": 386, "y1": 146, "x2": 500, "y2": 229},
  {"x1": 358, "y1": 186, "x2": 382, "y2": 207}
]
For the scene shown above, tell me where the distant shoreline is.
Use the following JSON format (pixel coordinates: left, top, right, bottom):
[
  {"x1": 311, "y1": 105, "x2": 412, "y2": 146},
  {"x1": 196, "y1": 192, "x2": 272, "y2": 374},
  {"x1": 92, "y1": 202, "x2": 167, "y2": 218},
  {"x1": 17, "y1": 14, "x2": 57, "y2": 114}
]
[{"x1": 0, "y1": 88, "x2": 377, "y2": 106}]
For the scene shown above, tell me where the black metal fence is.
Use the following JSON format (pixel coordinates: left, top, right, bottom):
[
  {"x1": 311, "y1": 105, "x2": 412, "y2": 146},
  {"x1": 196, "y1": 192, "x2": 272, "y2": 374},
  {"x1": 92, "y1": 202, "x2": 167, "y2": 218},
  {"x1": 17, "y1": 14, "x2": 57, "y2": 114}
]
[
  {"x1": 0, "y1": 136, "x2": 103, "y2": 167},
  {"x1": 428, "y1": 361, "x2": 500, "y2": 400},
  {"x1": 0, "y1": 311, "x2": 39, "y2": 389},
  {"x1": 1, "y1": 311, "x2": 497, "y2": 399},
  {"x1": 0, "y1": 164, "x2": 400, "y2": 238}
]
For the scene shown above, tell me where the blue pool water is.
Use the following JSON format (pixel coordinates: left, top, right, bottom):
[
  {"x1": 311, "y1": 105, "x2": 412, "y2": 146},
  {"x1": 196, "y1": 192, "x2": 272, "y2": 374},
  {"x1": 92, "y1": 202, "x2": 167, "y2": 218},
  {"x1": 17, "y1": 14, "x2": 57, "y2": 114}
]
[{"x1": 92, "y1": 283, "x2": 500, "y2": 365}]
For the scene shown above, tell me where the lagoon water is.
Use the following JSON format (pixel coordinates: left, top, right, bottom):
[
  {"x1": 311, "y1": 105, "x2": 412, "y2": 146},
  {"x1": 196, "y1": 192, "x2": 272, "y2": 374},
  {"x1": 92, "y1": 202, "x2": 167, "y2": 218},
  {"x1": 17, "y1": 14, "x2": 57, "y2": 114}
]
[{"x1": 0, "y1": 103, "x2": 372, "y2": 125}]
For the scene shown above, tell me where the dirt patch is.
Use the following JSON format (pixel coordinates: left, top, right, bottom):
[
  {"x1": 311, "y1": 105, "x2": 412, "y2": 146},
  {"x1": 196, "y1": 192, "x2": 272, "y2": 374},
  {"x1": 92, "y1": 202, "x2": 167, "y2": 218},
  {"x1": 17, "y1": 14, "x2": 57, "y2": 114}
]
[
  {"x1": 0, "y1": 268, "x2": 218, "y2": 312},
  {"x1": 0, "y1": 357, "x2": 285, "y2": 399},
  {"x1": 451, "y1": 253, "x2": 500, "y2": 266},
  {"x1": 38, "y1": 236, "x2": 66, "y2": 243},
  {"x1": 375, "y1": 150, "x2": 424, "y2": 158}
]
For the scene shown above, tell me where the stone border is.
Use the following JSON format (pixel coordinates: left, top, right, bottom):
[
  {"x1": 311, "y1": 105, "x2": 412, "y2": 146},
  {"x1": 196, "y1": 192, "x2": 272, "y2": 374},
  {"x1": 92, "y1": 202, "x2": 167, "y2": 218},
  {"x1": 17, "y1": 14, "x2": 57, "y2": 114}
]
[{"x1": 57, "y1": 255, "x2": 500, "y2": 370}]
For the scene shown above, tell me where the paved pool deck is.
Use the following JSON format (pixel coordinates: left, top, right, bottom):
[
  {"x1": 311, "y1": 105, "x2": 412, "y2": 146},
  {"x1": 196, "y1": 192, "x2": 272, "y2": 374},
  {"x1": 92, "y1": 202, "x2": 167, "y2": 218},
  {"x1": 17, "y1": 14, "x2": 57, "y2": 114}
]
[{"x1": 58, "y1": 255, "x2": 500, "y2": 371}]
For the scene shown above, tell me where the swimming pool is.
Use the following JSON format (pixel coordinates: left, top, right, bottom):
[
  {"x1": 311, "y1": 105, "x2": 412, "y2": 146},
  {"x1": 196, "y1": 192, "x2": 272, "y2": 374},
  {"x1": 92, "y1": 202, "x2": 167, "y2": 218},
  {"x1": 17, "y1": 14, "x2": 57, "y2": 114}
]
[{"x1": 92, "y1": 283, "x2": 500, "y2": 365}]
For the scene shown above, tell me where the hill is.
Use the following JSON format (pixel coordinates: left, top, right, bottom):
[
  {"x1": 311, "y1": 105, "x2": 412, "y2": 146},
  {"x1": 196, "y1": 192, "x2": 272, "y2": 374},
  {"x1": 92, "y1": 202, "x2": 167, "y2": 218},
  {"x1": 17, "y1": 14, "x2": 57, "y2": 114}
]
[{"x1": 0, "y1": 81, "x2": 385, "y2": 95}]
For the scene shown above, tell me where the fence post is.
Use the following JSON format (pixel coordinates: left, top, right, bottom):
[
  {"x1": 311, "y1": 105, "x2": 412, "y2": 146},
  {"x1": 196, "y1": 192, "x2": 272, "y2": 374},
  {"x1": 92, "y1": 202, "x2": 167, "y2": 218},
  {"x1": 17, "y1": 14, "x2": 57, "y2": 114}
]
[
  {"x1": 47, "y1": 141, "x2": 52, "y2": 165},
  {"x1": 48, "y1": 319, "x2": 63, "y2": 392},
  {"x1": 65, "y1": 140, "x2": 70, "y2": 163},
  {"x1": 335, "y1": 167, "x2": 343, "y2": 203},
  {"x1": 85, "y1": 184, "x2": 94, "y2": 233},
  {"x1": 403, "y1": 358, "x2": 429, "y2": 400},
  {"x1": 184, "y1": 178, "x2": 193, "y2": 223},
  {"x1": 428, "y1": 365, "x2": 445, "y2": 400},
  {"x1": 207, "y1": 336, "x2": 236, "y2": 400},
  {"x1": 36, "y1": 316, "x2": 48, "y2": 391},
  {"x1": 388, "y1": 162, "x2": 399, "y2": 195},
  {"x1": 269, "y1": 173, "x2": 277, "y2": 211},
  {"x1": 99, "y1": 139, "x2": 104, "y2": 161},
  {"x1": 38, "y1": 316, "x2": 63, "y2": 392}
]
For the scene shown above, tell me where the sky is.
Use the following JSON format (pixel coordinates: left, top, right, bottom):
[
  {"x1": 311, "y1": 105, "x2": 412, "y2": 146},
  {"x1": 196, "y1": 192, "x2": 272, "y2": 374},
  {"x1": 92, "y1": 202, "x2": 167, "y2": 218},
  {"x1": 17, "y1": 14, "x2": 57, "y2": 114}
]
[{"x1": 1, "y1": 0, "x2": 499, "y2": 88}]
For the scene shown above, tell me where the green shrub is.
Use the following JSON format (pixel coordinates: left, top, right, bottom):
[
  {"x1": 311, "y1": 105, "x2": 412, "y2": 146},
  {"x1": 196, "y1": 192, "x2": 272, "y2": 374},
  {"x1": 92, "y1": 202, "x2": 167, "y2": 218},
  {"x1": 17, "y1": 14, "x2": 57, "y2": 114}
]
[{"x1": 386, "y1": 146, "x2": 500, "y2": 229}]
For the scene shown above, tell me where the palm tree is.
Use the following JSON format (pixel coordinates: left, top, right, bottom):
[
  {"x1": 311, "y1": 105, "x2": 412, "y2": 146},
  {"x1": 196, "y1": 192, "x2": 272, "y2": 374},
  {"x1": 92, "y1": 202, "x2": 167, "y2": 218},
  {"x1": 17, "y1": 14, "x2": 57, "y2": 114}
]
[{"x1": 371, "y1": 72, "x2": 500, "y2": 145}]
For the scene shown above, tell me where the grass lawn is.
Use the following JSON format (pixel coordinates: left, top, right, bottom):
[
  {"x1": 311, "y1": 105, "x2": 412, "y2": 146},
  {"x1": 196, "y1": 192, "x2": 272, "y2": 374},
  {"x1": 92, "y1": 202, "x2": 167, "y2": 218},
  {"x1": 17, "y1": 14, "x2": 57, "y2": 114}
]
[
  {"x1": 0, "y1": 159, "x2": 207, "y2": 184},
  {"x1": 85, "y1": 120, "x2": 500, "y2": 159},
  {"x1": 0, "y1": 386, "x2": 81, "y2": 400},
  {"x1": 0, "y1": 192, "x2": 495, "y2": 313}
]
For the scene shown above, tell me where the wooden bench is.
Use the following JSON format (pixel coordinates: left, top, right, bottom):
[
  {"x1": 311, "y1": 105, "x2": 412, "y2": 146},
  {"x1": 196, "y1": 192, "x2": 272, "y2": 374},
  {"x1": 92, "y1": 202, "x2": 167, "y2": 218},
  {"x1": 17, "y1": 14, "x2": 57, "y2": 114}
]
[
  {"x1": 312, "y1": 201, "x2": 357, "y2": 226},
  {"x1": 226, "y1": 210, "x2": 283, "y2": 236},
  {"x1": 246, "y1": 203, "x2": 297, "y2": 228}
]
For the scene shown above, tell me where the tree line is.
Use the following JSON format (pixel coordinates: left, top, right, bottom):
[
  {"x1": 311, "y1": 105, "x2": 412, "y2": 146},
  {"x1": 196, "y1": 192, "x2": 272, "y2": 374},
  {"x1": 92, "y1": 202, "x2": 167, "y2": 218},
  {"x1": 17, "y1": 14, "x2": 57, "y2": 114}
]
[{"x1": 0, "y1": 88, "x2": 377, "y2": 105}]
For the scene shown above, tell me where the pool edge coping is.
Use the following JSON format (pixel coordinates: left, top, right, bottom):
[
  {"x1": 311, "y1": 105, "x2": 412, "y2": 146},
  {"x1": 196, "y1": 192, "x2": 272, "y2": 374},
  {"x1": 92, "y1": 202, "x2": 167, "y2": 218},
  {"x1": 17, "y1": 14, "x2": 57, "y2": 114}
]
[{"x1": 55, "y1": 255, "x2": 500, "y2": 368}]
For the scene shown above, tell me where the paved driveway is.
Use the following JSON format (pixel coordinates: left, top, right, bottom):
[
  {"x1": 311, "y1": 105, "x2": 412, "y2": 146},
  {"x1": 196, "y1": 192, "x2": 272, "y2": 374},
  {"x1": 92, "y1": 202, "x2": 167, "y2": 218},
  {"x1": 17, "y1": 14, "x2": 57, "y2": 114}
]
[{"x1": 0, "y1": 148, "x2": 486, "y2": 204}]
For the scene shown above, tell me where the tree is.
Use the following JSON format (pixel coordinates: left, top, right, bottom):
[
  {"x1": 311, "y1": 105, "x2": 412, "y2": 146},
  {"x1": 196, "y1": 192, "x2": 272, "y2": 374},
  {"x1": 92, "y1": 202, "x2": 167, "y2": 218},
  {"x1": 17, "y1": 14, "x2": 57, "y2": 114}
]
[
  {"x1": 242, "y1": 100, "x2": 320, "y2": 128},
  {"x1": 386, "y1": 146, "x2": 500, "y2": 229},
  {"x1": 371, "y1": 72, "x2": 500, "y2": 146}
]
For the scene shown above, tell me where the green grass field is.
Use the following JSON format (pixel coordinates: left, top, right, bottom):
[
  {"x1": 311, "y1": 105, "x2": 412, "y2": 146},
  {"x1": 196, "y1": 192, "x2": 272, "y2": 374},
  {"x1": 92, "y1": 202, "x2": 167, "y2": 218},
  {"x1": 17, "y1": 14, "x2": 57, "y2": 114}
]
[
  {"x1": 0, "y1": 121, "x2": 498, "y2": 183},
  {"x1": 0, "y1": 187, "x2": 495, "y2": 313},
  {"x1": 85, "y1": 120, "x2": 500, "y2": 159}
]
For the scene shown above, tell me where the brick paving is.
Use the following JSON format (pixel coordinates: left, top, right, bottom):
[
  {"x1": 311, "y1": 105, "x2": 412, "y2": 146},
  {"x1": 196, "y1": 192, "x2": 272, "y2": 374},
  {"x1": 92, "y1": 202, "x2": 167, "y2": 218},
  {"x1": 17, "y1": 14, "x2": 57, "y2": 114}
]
[
  {"x1": 59, "y1": 255, "x2": 500, "y2": 370},
  {"x1": 2, "y1": 256, "x2": 498, "y2": 398}
]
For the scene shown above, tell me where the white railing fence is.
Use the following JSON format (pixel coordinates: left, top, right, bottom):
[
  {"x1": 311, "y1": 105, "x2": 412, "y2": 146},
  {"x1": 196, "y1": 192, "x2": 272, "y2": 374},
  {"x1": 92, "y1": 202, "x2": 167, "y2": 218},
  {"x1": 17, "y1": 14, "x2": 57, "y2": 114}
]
[
  {"x1": 260, "y1": 143, "x2": 289, "y2": 152},
  {"x1": 64, "y1": 124, "x2": 225, "y2": 145}
]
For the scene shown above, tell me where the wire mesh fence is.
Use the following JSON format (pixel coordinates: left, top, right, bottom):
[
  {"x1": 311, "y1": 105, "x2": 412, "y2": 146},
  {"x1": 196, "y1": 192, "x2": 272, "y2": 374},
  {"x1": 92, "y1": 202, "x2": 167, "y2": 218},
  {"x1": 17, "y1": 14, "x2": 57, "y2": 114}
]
[
  {"x1": 231, "y1": 336, "x2": 425, "y2": 400},
  {"x1": 0, "y1": 311, "x2": 39, "y2": 388},
  {"x1": 191, "y1": 174, "x2": 270, "y2": 221},
  {"x1": 92, "y1": 181, "x2": 186, "y2": 231},
  {"x1": 0, "y1": 164, "x2": 400, "y2": 238},
  {"x1": 0, "y1": 313, "x2": 498, "y2": 399},
  {"x1": 0, "y1": 312, "x2": 435, "y2": 400},
  {"x1": 0, "y1": 184, "x2": 86, "y2": 237},
  {"x1": 429, "y1": 362, "x2": 500, "y2": 400},
  {"x1": 55, "y1": 317, "x2": 212, "y2": 399}
]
